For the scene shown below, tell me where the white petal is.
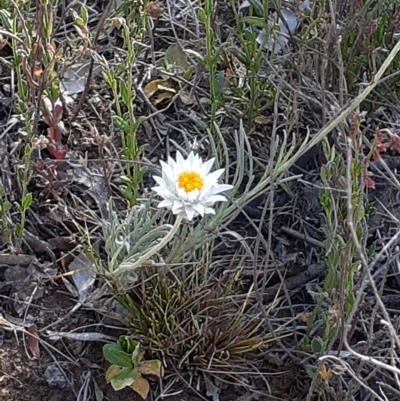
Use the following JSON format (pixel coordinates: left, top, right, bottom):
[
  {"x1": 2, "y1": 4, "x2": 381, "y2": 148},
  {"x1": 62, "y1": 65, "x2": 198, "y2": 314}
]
[
  {"x1": 187, "y1": 188, "x2": 200, "y2": 202},
  {"x1": 152, "y1": 186, "x2": 175, "y2": 199},
  {"x1": 158, "y1": 199, "x2": 174, "y2": 208},
  {"x1": 192, "y1": 203, "x2": 205, "y2": 216},
  {"x1": 153, "y1": 175, "x2": 167, "y2": 187},
  {"x1": 201, "y1": 158, "x2": 215, "y2": 176},
  {"x1": 185, "y1": 207, "x2": 196, "y2": 221},
  {"x1": 187, "y1": 151, "x2": 195, "y2": 165},
  {"x1": 204, "y1": 195, "x2": 228, "y2": 205},
  {"x1": 192, "y1": 153, "x2": 202, "y2": 171},
  {"x1": 203, "y1": 169, "x2": 224, "y2": 186},
  {"x1": 172, "y1": 200, "x2": 184, "y2": 213},
  {"x1": 177, "y1": 186, "x2": 191, "y2": 201},
  {"x1": 203, "y1": 207, "x2": 216, "y2": 215},
  {"x1": 176, "y1": 151, "x2": 185, "y2": 169},
  {"x1": 160, "y1": 161, "x2": 174, "y2": 185},
  {"x1": 167, "y1": 155, "x2": 175, "y2": 169},
  {"x1": 204, "y1": 184, "x2": 233, "y2": 197}
]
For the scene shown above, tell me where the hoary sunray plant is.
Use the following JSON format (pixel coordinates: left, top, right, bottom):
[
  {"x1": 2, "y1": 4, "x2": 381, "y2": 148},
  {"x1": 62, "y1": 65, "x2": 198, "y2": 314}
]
[
  {"x1": 98, "y1": 122, "x2": 308, "y2": 287},
  {"x1": 98, "y1": 122, "x2": 309, "y2": 394}
]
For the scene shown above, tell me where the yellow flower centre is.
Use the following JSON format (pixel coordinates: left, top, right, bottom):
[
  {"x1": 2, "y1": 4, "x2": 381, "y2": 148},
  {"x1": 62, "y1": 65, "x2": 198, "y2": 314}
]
[{"x1": 178, "y1": 171, "x2": 204, "y2": 193}]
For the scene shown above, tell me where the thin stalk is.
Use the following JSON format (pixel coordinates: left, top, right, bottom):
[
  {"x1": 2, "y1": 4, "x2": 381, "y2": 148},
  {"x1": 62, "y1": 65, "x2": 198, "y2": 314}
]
[{"x1": 115, "y1": 215, "x2": 183, "y2": 275}]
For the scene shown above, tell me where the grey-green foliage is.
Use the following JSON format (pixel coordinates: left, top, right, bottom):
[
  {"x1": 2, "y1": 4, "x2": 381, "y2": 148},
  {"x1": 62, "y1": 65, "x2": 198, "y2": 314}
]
[
  {"x1": 168, "y1": 120, "x2": 309, "y2": 263},
  {"x1": 100, "y1": 120, "x2": 309, "y2": 282},
  {"x1": 99, "y1": 197, "x2": 172, "y2": 284}
]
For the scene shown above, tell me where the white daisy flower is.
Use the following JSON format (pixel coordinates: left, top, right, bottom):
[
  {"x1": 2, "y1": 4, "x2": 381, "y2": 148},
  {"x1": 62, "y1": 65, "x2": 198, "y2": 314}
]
[{"x1": 152, "y1": 151, "x2": 233, "y2": 221}]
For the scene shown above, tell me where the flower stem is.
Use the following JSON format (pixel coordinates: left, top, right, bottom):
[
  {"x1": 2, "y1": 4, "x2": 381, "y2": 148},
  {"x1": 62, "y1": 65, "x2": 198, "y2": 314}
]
[{"x1": 116, "y1": 214, "x2": 183, "y2": 275}]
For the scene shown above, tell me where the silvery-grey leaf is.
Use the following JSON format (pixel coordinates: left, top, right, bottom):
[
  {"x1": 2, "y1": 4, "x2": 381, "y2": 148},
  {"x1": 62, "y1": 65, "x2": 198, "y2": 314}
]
[
  {"x1": 61, "y1": 63, "x2": 101, "y2": 96},
  {"x1": 280, "y1": 7, "x2": 297, "y2": 34},
  {"x1": 68, "y1": 252, "x2": 96, "y2": 302},
  {"x1": 46, "y1": 330, "x2": 116, "y2": 342},
  {"x1": 258, "y1": 7, "x2": 297, "y2": 53},
  {"x1": 239, "y1": 0, "x2": 251, "y2": 14},
  {"x1": 300, "y1": 0, "x2": 312, "y2": 10}
]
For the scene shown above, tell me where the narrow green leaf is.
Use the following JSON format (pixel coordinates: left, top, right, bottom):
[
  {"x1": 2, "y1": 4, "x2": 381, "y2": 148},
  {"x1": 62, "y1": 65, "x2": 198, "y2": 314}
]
[
  {"x1": 0, "y1": 10, "x2": 12, "y2": 31},
  {"x1": 22, "y1": 193, "x2": 32, "y2": 212},
  {"x1": 15, "y1": 223, "x2": 22, "y2": 238},
  {"x1": 118, "y1": 335, "x2": 137, "y2": 354},
  {"x1": 114, "y1": 115, "x2": 131, "y2": 135},
  {"x1": 190, "y1": 116, "x2": 208, "y2": 131},
  {"x1": 81, "y1": 5, "x2": 88, "y2": 25},
  {"x1": 215, "y1": 71, "x2": 225, "y2": 95},
  {"x1": 241, "y1": 16, "x2": 268, "y2": 28},
  {"x1": 197, "y1": 8, "x2": 206, "y2": 24},
  {"x1": 119, "y1": 80, "x2": 130, "y2": 107}
]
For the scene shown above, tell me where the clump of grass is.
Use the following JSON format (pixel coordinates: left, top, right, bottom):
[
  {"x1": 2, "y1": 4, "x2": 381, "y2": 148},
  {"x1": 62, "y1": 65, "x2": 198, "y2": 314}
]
[{"x1": 115, "y1": 264, "x2": 274, "y2": 387}]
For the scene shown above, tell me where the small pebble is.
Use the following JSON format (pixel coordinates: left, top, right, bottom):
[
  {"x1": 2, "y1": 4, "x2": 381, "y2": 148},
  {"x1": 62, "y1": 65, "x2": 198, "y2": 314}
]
[{"x1": 44, "y1": 364, "x2": 68, "y2": 389}]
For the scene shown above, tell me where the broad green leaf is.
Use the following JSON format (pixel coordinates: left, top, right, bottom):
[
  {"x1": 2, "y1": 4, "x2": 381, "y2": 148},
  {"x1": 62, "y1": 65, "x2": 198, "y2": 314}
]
[
  {"x1": 198, "y1": 8, "x2": 206, "y2": 24},
  {"x1": 105, "y1": 365, "x2": 122, "y2": 383},
  {"x1": 165, "y1": 44, "x2": 188, "y2": 75},
  {"x1": 131, "y1": 342, "x2": 144, "y2": 366},
  {"x1": 311, "y1": 338, "x2": 324, "y2": 355},
  {"x1": 111, "y1": 366, "x2": 137, "y2": 391},
  {"x1": 1, "y1": 201, "x2": 11, "y2": 213},
  {"x1": 103, "y1": 344, "x2": 133, "y2": 367}
]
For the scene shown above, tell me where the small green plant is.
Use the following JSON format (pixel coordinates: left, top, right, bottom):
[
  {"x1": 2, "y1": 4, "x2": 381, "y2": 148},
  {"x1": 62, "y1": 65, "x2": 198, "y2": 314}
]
[
  {"x1": 99, "y1": 1, "x2": 154, "y2": 206},
  {"x1": 103, "y1": 335, "x2": 163, "y2": 399},
  {"x1": 229, "y1": 0, "x2": 276, "y2": 125},
  {"x1": 197, "y1": 0, "x2": 226, "y2": 131},
  {"x1": 301, "y1": 114, "x2": 371, "y2": 396},
  {"x1": 0, "y1": 0, "x2": 72, "y2": 251},
  {"x1": 0, "y1": 187, "x2": 12, "y2": 246},
  {"x1": 341, "y1": 0, "x2": 400, "y2": 96}
]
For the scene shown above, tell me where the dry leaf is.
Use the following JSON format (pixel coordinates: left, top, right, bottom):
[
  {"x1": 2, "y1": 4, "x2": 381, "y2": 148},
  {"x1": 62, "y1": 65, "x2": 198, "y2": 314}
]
[
  {"x1": 139, "y1": 360, "x2": 163, "y2": 377},
  {"x1": 254, "y1": 116, "x2": 271, "y2": 125},
  {"x1": 152, "y1": 91, "x2": 175, "y2": 105},
  {"x1": 105, "y1": 365, "x2": 122, "y2": 384},
  {"x1": 179, "y1": 90, "x2": 197, "y2": 105},
  {"x1": 130, "y1": 372, "x2": 150, "y2": 399},
  {"x1": 299, "y1": 313, "x2": 308, "y2": 323},
  {"x1": 144, "y1": 79, "x2": 168, "y2": 98},
  {"x1": 319, "y1": 364, "x2": 332, "y2": 382},
  {"x1": 27, "y1": 324, "x2": 40, "y2": 359}
]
